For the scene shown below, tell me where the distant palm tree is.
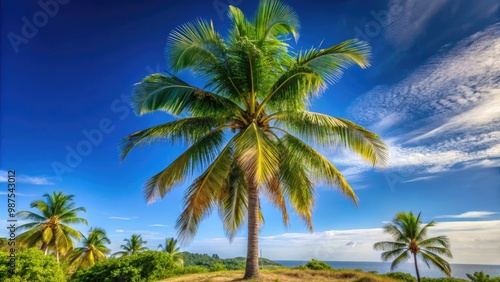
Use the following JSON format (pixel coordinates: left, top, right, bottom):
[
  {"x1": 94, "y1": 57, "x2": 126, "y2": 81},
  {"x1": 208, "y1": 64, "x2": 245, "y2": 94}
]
[
  {"x1": 112, "y1": 234, "x2": 148, "y2": 257},
  {"x1": 158, "y1": 237, "x2": 184, "y2": 266},
  {"x1": 16, "y1": 191, "x2": 87, "y2": 262},
  {"x1": 120, "y1": 0, "x2": 387, "y2": 278},
  {"x1": 69, "y1": 227, "x2": 111, "y2": 269},
  {"x1": 374, "y1": 211, "x2": 453, "y2": 282}
]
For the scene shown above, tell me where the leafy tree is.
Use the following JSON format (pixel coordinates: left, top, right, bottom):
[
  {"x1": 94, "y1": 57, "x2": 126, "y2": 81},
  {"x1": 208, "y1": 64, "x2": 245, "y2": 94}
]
[
  {"x1": 0, "y1": 248, "x2": 66, "y2": 282},
  {"x1": 112, "y1": 234, "x2": 148, "y2": 257},
  {"x1": 374, "y1": 212, "x2": 453, "y2": 282},
  {"x1": 158, "y1": 237, "x2": 184, "y2": 266},
  {"x1": 16, "y1": 191, "x2": 87, "y2": 262},
  {"x1": 69, "y1": 227, "x2": 111, "y2": 270},
  {"x1": 120, "y1": 0, "x2": 387, "y2": 278},
  {"x1": 385, "y1": 272, "x2": 417, "y2": 282}
]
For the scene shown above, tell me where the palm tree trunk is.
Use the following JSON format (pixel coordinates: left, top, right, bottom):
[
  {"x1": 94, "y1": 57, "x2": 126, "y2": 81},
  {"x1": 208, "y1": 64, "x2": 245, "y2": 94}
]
[
  {"x1": 244, "y1": 180, "x2": 260, "y2": 279},
  {"x1": 55, "y1": 244, "x2": 60, "y2": 263},
  {"x1": 41, "y1": 242, "x2": 48, "y2": 255},
  {"x1": 413, "y1": 253, "x2": 421, "y2": 282}
]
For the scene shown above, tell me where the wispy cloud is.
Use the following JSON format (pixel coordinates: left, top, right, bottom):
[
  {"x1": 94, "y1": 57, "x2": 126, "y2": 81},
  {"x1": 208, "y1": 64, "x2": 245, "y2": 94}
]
[
  {"x1": 436, "y1": 211, "x2": 499, "y2": 219},
  {"x1": 0, "y1": 170, "x2": 54, "y2": 185},
  {"x1": 148, "y1": 224, "x2": 167, "y2": 227},
  {"x1": 344, "y1": 23, "x2": 500, "y2": 176},
  {"x1": 402, "y1": 176, "x2": 437, "y2": 183},
  {"x1": 109, "y1": 216, "x2": 138, "y2": 220},
  {"x1": 385, "y1": 0, "x2": 450, "y2": 50},
  {"x1": 185, "y1": 220, "x2": 500, "y2": 264}
]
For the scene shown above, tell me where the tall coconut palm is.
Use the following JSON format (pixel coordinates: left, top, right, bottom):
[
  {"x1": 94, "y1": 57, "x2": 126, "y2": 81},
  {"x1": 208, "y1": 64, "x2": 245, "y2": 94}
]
[
  {"x1": 69, "y1": 227, "x2": 111, "y2": 269},
  {"x1": 374, "y1": 212, "x2": 453, "y2": 282},
  {"x1": 158, "y1": 237, "x2": 184, "y2": 266},
  {"x1": 16, "y1": 191, "x2": 87, "y2": 262},
  {"x1": 112, "y1": 234, "x2": 148, "y2": 257},
  {"x1": 120, "y1": 0, "x2": 387, "y2": 278}
]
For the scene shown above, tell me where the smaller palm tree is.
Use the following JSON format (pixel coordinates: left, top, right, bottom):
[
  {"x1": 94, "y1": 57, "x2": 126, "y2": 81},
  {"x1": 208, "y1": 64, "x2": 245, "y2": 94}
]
[
  {"x1": 374, "y1": 211, "x2": 453, "y2": 282},
  {"x1": 69, "y1": 227, "x2": 111, "y2": 269},
  {"x1": 16, "y1": 191, "x2": 88, "y2": 262},
  {"x1": 158, "y1": 237, "x2": 184, "y2": 266},
  {"x1": 112, "y1": 234, "x2": 148, "y2": 257}
]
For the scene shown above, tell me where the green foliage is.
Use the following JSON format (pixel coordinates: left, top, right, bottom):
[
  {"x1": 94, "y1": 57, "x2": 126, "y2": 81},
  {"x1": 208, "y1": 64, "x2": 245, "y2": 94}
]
[
  {"x1": 210, "y1": 263, "x2": 227, "y2": 272},
  {"x1": 70, "y1": 251, "x2": 176, "y2": 282},
  {"x1": 0, "y1": 248, "x2": 66, "y2": 282},
  {"x1": 173, "y1": 265, "x2": 209, "y2": 275},
  {"x1": 466, "y1": 271, "x2": 500, "y2": 282},
  {"x1": 384, "y1": 272, "x2": 417, "y2": 282},
  {"x1": 180, "y1": 252, "x2": 281, "y2": 270},
  {"x1": 421, "y1": 277, "x2": 467, "y2": 282},
  {"x1": 304, "y1": 259, "x2": 333, "y2": 270}
]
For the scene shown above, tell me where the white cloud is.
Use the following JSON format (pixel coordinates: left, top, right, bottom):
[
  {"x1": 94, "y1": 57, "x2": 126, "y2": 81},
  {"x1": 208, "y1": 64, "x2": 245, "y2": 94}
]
[
  {"x1": 402, "y1": 176, "x2": 437, "y2": 183},
  {"x1": 385, "y1": 0, "x2": 450, "y2": 50},
  {"x1": 184, "y1": 220, "x2": 500, "y2": 265},
  {"x1": 148, "y1": 224, "x2": 167, "y2": 227},
  {"x1": 109, "y1": 216, "x2": 138, "y2": 220},
  {"x1": 0, "y1": 170, "x2": 54, "y2": 185},
  {"x1": 345, "y1": 23, "x2": 500, "y2": 176},
  {"x1": 437, "y1": 211, "x2": 499, "y2": 219}
]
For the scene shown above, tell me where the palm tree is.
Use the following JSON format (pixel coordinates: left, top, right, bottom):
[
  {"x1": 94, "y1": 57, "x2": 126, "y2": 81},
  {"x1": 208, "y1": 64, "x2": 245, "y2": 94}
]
[
  {"x1": 16, "y1": 191, "x2": 88, "y2": 262},
  {"x1": 374, "y1": 212, "x2": 453, "y2": 282},
  {"x1": 158, "y1": 237, "x2": 184, "y2": 266},
  {"x1": 112, "y1": 234, "x2": 148, "y2": 257},
  {"x1": 69, "y1": 227, "x2": 111, "y2": 269},
  {"x1": 120, "y1": 0, "x2": 387, "y2": 278}
]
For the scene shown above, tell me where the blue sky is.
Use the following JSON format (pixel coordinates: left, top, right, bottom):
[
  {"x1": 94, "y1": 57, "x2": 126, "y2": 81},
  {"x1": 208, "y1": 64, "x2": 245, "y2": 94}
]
[{"x1": 1, "y1": 0, "x2": 499, "y2": 269}]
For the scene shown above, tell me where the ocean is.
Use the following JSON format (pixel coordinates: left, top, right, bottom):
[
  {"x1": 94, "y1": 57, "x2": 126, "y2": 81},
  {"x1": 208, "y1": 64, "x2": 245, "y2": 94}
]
[{"x1": 275, "y1": 261, "x2": 500, "y2": 279}]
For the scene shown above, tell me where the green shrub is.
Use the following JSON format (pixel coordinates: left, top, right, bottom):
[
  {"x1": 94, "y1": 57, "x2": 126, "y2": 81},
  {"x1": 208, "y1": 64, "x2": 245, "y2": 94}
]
[
  {"x1": 210, "y1": 263, "x2": 227, "y2": 272},
  {"x1": 421, "y1": 278, "x2": 467, "y2": 282},
  {"x1": 304, "y1": 259, "x2": 333, "y2": 270},
  {"x1": 467, "y1": 271, "x2": 500, "y2": 282},
  {"x1": 384, "y1": 272, "x2": 417, "y2": 282},
  {"x1": 70, "y1": 251, "x2": 177, "y2": 282},
  {"x1": 0, "y1": 248, "x2": 66, "y2": 282}
]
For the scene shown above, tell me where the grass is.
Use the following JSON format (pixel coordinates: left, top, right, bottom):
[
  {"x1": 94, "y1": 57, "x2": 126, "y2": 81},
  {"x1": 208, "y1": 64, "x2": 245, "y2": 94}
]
[{"x1": 162, "y1": 268, "x2": 399, "y2": 282}]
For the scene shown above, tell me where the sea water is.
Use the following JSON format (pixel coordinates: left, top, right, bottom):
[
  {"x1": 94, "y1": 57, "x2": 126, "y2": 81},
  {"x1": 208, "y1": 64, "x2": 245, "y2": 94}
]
[{"x1": 275, "y1": 261, "x2": 500, "y2": 279}]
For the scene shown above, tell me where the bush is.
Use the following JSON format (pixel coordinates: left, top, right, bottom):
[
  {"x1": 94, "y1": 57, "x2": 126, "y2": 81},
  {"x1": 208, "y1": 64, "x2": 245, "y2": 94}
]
[
  {"x1": 304, "y1": 259, "x2": 333, "y2": 270},
  {"x1": 421, "y1": 278, "x2": 467, "y2": 282},
  {"x1": 0, "y1": 248, "x2": 66, "y2": 282},
  {"x1": 385, "y1": 272, "x2": 417, "y2": 282},
  {"x1": 210, "y1": 263, "x2": 227, "y2": 272},
  {"x1": 467, "y1": 272, "x2": 500, "y2": 282},
  {"x1": 70, "y1": 251, "x2": 177, "y2": 282}
]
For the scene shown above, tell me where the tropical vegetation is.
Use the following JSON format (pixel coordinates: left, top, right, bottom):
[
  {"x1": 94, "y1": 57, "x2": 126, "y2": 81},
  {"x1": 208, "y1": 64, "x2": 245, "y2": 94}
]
[
  {"x1": 158, "y1": 237, "x2": 184, "y2": 266},
  {"x1": 120, "y1": 0, "x2": 387, "y2": 278},
  {"x1": 374, "y1": 211, "x2": 453, "y2": 282},
  {"x1": 15, "y1": 191, "x2": 88, "y2": 262},
  {"x1": 68, "y1": 227, "x2": 111, "y2": 270},
  {"x1": 112, "y1": 234, "x2": 149, "y2": 257}
]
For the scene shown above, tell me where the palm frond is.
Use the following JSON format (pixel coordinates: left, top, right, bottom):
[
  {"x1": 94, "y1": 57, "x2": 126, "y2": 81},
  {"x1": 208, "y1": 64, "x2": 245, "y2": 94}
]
[
  {"x1": 420, "y1": 250, "x2": 452, "y2": 277},
  {"x1": 274, "y1": 111, "x2": 388, "y2": 166},
  {"x1": 120, "y1": 116, "x2": 229, "y2": 160},
  {"x1": 254, "y1": 0, "x2": 300, "y2": 41},
  {"x1": 142, "y1": 128, "x2": 226, "y2": 203},
  {"x1": 234, "y1": 122, "x2": 280, "y2": 185},
  {"x1": 176, "y1": 137, "x2": 236, "y2": 243},
  {"x1": 132, "y1": 74, "x2": 242, "y2": 117},
  {"x1": 281, "y1": 134, "x2": 357, "y2": 204},
  {"x1": 218, "y1": 161, "x2": 248, "y2": 240}
]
